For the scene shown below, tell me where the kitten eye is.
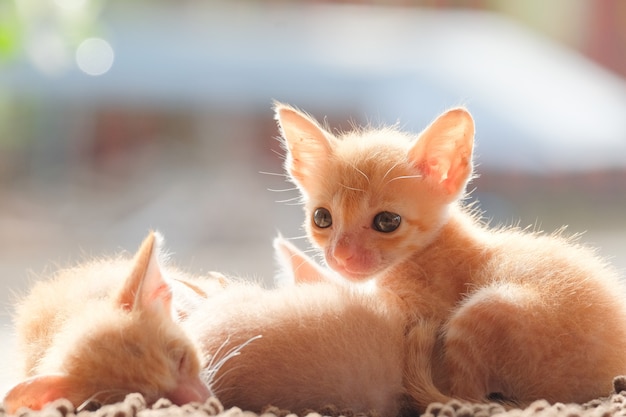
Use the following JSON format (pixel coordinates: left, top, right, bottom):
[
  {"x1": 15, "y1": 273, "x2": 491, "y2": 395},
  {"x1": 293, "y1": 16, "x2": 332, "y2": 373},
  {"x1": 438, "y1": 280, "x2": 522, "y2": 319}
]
[
  {"x1": 373, "y1": 212, "x2": 401, "y2": 233},
  {"x1": 178, "y1": 352, "x2": 188, "y2": 371},
  {"x1": 313, "y1": 208, "x2": 332, "y2": 229}
]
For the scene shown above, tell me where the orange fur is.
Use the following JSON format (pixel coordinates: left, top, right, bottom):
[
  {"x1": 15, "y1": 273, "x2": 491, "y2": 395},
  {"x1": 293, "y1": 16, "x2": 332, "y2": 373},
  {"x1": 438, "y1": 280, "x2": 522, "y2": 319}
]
[
  {"x1": 3, "y1": 232, "x2": 211, "y2": 413},
  {"x1": 276, "y1": 103, "x2": 626, "y2": 411},
  {"x1": 5, "y1": 230, "x2": 406, "y2": 416},
  {"x1": 177, "y1": 236, "x2": 406, "y2": 416}
]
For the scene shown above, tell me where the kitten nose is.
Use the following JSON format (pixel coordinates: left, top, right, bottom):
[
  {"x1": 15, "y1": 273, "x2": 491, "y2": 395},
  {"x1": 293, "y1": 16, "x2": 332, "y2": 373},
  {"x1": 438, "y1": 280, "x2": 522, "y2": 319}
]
[
  {"x1": 167, "y1": 375, "x2": 212, "y2": 405},
  {"x1": 332, "y1": 239, "x2": 354, "y2": 263}
]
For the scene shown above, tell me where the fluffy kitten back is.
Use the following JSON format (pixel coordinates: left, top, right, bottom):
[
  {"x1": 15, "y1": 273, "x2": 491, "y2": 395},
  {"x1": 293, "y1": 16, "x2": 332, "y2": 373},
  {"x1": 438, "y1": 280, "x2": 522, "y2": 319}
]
[
  {"x1": 177, "y1": 234, "x2": 406, "y2": 416},
  {"x1": 5, "y1": 232, "x2": 211, "y2": 413},
  {"x1": 184, "y1": 281, "x2": 406, "y2": 417}
]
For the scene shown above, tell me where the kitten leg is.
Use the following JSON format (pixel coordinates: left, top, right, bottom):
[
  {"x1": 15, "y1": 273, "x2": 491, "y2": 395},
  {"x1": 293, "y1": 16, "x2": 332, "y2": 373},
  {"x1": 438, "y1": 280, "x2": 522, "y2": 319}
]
[
  {"x1": 441, "y1": 282, "x2": 537, "y2": 403},
  {"x1": 404, "y1": 319, "x2": 454, "y2": 412},
  {"x1": 441, "y1": 281, "x2": 622, "y2": 405}
]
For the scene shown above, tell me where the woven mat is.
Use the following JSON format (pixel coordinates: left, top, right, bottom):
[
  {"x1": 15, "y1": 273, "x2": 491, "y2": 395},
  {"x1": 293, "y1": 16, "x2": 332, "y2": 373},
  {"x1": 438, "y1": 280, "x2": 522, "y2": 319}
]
[{"x1": 4, "y1": 377, "x2": 626, "y2": 417}]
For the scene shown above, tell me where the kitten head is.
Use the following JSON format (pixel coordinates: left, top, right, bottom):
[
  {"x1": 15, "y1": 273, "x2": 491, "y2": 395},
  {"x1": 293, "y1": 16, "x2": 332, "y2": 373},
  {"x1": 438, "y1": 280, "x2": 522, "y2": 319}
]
[
  {"x1": 275, "y1": 103, "x2": 474, "y2": 281},
  {"x1": 3, "y1": 232, "x2": 212, "y2": 413}
]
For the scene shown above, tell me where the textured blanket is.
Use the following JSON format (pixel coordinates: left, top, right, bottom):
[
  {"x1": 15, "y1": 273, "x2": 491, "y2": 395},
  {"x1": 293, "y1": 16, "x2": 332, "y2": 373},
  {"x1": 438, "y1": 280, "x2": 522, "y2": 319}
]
[{"x1": 3, "y1": 377, "x2": 626, "y2": 417}]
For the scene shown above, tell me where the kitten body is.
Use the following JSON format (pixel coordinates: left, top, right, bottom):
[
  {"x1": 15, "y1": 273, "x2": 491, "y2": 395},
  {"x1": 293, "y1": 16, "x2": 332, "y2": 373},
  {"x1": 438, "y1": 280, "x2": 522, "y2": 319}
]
[
  {"x1": 275, "y1": 103, "x2": 626, "y2": 409},
  {"x1": 5, "y1": 231, "x2": 405, "y2": 416},
  {"x1": 177, "y1": 237, "x2": 406, "y2": 417},
  {"x1": 3, "y1": 232, "x2": 211, "y2": 413}
]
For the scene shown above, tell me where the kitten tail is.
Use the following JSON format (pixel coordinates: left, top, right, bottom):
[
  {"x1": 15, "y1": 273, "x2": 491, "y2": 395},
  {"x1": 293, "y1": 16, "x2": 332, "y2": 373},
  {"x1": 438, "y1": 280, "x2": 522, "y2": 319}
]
[{"x1": 404, "y1": 320, "x2": 455, "y2": 412}]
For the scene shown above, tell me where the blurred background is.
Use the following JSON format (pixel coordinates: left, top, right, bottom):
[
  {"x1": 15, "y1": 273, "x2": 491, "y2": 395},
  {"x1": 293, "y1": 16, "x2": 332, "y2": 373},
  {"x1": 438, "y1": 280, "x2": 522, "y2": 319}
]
[{"x1": 1, "y1": 0, "x2": 625, "y2": 394}]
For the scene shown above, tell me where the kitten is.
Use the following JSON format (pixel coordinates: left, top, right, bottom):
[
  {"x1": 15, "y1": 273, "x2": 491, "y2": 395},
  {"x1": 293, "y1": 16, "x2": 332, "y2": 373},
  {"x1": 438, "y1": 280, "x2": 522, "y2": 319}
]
[
  {"x1": 177, "y1": 236, "x2": 406, "y2": 417},
  {"x1": 275, "y1": 102, "x2": 626, "y2": 410},
  {"x1": 2, "y1": 232, "x2": 211, "y2": 413}
]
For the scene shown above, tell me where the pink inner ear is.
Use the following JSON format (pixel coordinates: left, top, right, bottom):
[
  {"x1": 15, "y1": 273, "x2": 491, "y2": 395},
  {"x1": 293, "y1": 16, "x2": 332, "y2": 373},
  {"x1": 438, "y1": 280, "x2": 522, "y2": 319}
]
[
  {"x1": 3, "y1": 374, "x2": 72, "y2": 413},
  {"x1": 419, "y1": 157, "x2": 451, "y2": 183},
  {"x1": 117, "y1": 232, "x2": 174, "y2": 317},
  {"x1": 274, "y1": 236, "x2": 329, "y2": 284},
  {"x1": 276, "y1": 106, "x2": 333, "y2": 189},
  {"x1": 145, "y1": 282, "x2": 174, "y2": 312},
  {"x1": 410, "y1": 108, "x2": 474, "y2": 198},
  {"x1": 288, "y1": 250, "x2": 326, "y2": 284}
]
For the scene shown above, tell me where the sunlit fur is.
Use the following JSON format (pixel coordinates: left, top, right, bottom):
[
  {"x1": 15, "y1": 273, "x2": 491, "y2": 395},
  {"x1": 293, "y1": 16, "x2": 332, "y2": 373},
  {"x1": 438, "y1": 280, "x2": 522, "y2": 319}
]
[
  {"x1": 276, "y1": 103, "x2": 626, "y2": 411},
  {"x1": 177, "y1": 239, "x2": 406, "y2": 417},
  {"x1": 276, "y1": 104, "x2": 456, "y2": 282},
  {"x1": 4, "y1": 232, "x2": 210, "y2": 413}
]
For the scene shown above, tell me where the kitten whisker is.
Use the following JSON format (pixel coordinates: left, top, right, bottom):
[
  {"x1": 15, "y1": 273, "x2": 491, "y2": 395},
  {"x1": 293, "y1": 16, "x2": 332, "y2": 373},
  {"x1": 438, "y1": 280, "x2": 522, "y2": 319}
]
[
  {"x1": 205, "y1": 336, "x2": 263, "y2": 377},
  {"x1": 273, "y1": 196, "x2": 302, "y2": 204},
  {"x1": 381, "y1": 162, "x2": 401, "y2": 183},
  {"x1": 267, "y1": 187, "x2": 299, "y2": 193},
  {"x1": 385, "y1": 174, "x2": 423, "y2": 185},
  {"x1": 216, "y1": 337, "x2": 261, "y2": 370},
  {"x1": 209, "y1": 365, "x2": 251, "y2": 397},
  {"x1": 269, "y1": 148, "x2": 285, "y2": 158},
  {"x1": 77, "y1": 389, "x2": 127, "y2": 412},
  {"x1": 99, "y1": 390, "x2": 127, "y2": 405},
  {"x1": 206, "y1": 363, "x2": 247, "y2": 391},
  {"x1": 204, "y1": 336, "x2": 234, "y2": 372},
  {"x1": 339, "y1": 183, "x2": 365, "y2": 193},
  {"x1": 283, "y1": 234, "x2": 310, "y2": 241},
  {"x1": 350, "y1": 164, "x2": 371, "y2": 185},
  {"x1": 259, "y1": 171, "x2": 288, "y2": 178},
  {"x1": 203, "y1": 336, "x2": 262, "y2": 388}
]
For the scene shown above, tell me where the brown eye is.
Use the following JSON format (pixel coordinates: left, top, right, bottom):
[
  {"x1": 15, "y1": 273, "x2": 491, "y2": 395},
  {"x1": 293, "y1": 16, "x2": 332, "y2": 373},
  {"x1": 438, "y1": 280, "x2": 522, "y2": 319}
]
[
  {"x1": 313, "y1": 208, "x2": 332, "y2": 228},
  {"x1": 373, "y1": 212, "x2": 401, "y2": 233}
]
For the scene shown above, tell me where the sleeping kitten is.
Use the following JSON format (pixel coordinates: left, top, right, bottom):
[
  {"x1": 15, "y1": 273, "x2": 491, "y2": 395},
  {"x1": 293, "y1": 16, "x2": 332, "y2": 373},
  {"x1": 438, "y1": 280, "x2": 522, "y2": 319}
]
[
  {"x1": 176, "y1": 236, "x2": 406, "y2": 417},
  {"x1": 5, "y1": 231, "x2": 405, "y2": 416},
  {"x1": 2, "y1": 232, "x2": 211, "y2": 413},
  {"x1": 275, "y1": 102, "x2": 626, "y2": 410}
]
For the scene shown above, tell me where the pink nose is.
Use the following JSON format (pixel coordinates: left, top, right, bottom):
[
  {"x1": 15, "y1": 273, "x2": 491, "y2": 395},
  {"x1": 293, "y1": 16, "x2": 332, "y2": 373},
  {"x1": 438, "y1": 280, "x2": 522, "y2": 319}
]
[
  {"x1": 167, "y1": 376, "x2": 212, "y2": 405},
  {"x1": 333, "y1": 246, "x2": 353, "y2": 264},
  {"x1": 332, "y1": 236, "x2": 355, "y2": 264}
]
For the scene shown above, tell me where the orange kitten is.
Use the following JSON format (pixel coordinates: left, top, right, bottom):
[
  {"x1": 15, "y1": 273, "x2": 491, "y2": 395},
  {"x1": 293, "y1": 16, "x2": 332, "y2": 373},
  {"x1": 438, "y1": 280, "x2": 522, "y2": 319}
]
[
  {"x1": 2, "y1": 232, "x2": 211, "y2": 413},
  {"x1": 275, "y1": 102, "x2": 626, "y2": 410},
  {"x1": 177, "y1": 236, "x2": 406, "y2": 416}
]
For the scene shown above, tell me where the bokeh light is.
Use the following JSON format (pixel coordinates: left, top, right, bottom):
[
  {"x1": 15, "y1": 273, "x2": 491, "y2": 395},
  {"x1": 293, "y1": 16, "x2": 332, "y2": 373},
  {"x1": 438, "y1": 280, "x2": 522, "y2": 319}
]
[
  {"x1": 75, "y1": 37, "x2": 114, "y2": 76},
  {"x1": 53, "y1": 0, "x2": 88, "y2": 13}
]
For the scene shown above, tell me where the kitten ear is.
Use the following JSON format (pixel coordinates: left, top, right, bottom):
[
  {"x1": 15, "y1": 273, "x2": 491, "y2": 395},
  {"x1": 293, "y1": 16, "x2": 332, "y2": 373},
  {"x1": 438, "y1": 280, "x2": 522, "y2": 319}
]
[
  {"x1": 117, "y1": 231, "x2": 173, "y2": 316},
  {"x1": 273, "y1": 234, "x2": 329, "y2": 285},
  {"x1": 274, "y1": 102, "x2": 333, "y2": 193},
  {"x1": 2, "y1": 373, "x2": 74, "y2": 413},
  {"x1": 408, "y1": 108, "x2": 475, "y2": 199}
]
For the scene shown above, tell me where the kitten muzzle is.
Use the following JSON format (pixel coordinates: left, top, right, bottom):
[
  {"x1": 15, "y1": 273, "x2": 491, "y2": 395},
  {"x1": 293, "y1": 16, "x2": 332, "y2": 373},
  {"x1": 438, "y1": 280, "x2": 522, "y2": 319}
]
[{"x1": 166, "y1": 376, "x2": 212, "y2": 405}]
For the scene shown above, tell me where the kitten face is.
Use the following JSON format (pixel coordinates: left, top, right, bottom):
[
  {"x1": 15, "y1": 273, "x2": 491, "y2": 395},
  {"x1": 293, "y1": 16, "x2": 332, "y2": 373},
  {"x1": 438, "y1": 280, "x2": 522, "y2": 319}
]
[
  {"x1": 41, "y1": 306, "x2": 209, "y2": 408},
  {"x1": 302, "y1": 130, "x2": 451, "y2": 280},
  {"x1": 3, "y1": 232, "x2": 211, "y2": 413},
  {"x1": 275, "y1": 103, "x2": 474, "y2": 281}
]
